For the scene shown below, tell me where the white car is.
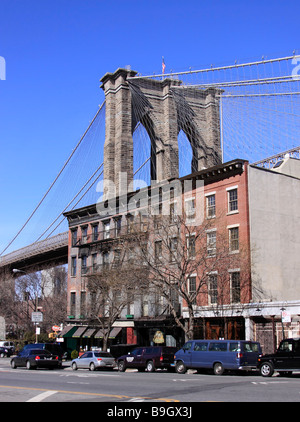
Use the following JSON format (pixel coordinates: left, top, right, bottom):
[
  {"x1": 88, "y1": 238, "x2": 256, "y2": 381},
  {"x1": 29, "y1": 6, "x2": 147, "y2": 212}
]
[{"x1": 71, "y1": 351, "x2": 116, "y2": 371}]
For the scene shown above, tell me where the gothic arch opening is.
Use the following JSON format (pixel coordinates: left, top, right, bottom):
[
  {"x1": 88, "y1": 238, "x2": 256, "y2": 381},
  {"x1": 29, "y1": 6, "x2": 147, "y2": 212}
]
[
  {"x1": 178, "y1": 129, "x2": 193, "y2": 178},
  {"x1": 132, "y1": 122, "x2": 152, "y2": 188}
]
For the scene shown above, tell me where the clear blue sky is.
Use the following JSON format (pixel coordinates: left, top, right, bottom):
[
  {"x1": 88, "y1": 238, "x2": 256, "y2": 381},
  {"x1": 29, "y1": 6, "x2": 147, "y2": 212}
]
[{"x1": 0, "y1": 0, "x2": 299, "y2": 254}]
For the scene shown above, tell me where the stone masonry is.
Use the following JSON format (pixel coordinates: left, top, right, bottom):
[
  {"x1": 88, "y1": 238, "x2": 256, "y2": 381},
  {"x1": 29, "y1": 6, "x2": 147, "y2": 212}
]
[{"x1": 100, "y1": 68, "x2": 222, "y2": 198}]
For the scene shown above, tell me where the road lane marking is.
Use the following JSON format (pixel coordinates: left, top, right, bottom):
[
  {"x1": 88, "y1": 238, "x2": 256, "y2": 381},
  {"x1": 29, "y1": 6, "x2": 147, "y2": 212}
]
[
  {"x1": 27, "y1": 390, "x2": 57, "y2": 402},
  {"x1": 0, "y1": 385, "x2": 179, "y2": 402}
]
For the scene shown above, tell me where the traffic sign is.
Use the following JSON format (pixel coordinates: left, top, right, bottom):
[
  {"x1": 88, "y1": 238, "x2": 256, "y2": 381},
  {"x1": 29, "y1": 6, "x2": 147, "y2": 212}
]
[{"x1": 31, "y1": 312, "x2": 43, "y2": 323}]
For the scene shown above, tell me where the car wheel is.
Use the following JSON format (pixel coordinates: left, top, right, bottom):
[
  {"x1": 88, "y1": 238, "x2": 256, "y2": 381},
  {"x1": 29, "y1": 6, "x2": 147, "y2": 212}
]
[
  {"x1": 90, "y1": 362, "x2": 96, "y2": 371},
  {"x1": 11, "y1": 360, "x2": 17, "y2": 369},
  {"x1": 0, "y1": 353, "x2": 4, "y2": 358},
  {"x1": 213, "y1": 362, "x2": 224, "y2": 375},
  {"x1": 26, "y1": 360, "x2": 33, "y2": 370},
  {"x1": 260, "y1": 362, "x2": 274, "y2": 377},
  {"x1": 175, "y1": 361, "x2": 186, "y2": 374},
  {"x1": 118, "y1": 360, "x2": 126, "y2": 372},
  {"x1": 146, "y1": 360, "x2": 155, "y2": 372},
  {"x1": 72, "y1": 362, "x2": 78, "y2": 371}
]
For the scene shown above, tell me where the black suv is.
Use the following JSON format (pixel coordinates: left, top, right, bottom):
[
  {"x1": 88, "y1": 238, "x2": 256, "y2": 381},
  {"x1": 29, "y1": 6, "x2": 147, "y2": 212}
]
[
  {"x1": 258, "y1": 338, "x2": 300, "y2": 377},
  {"x1": 117, "y1": 346, "x2": 178, "y2": 372}
]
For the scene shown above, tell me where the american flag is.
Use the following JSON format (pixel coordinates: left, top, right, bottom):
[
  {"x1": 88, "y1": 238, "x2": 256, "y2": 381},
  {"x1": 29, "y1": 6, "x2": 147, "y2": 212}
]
[{"x1": 162, "y1": 57, "x2": 166, "y2": 74}]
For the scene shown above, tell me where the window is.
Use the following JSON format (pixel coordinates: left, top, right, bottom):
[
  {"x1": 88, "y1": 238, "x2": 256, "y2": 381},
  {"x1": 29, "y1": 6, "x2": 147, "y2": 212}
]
[
  {"x1": 71, "y1": 257, "x2": 77, "y2": 276},
  {"x1": 185, "y1": 198, "x2": 195, "y2": 221},
  {"x1": 70, "y1": 292, "x2": 76, "y2": 316},
  {"x1": 92, "y1": 253, "x2": 98, "y2": 272},
  {"x1": 103, "y1": 221, "x2": 110, "y2": 239},
  {"x1": 81, "y1": 255, "x2": 88, "y2": 275},
  {"x1": 194, "y1": 342, "x2": 208, "y2": 351},
  {"x1": 209, "y1": 342, "x2": 228, "y2": 352},
  {"x1": 229, "y1": 342, "x2": 240, "y2": 352},
  {"x1": 208, "y1": 274, "x2": 218, "y2": 304},
  {"x1": 188, "y1": 276, "x2": 197, "y2": 304},
  {"x1": 71, "y1": 229, "x2": 78, "y2": 246},
  {"x1": 169, "y1": 237, "x2": 178, "y2": 262},
  {"x1": 81, "y1": 226, "x2": 88, "y2": 244},
  {"x1": 80, "y1": 291, "x2": 86, "y2": 317},
  {"x1": 113, "y1": 249, "x2": 121, "y2": 267},
  {"x1": 103, "y1": 251, "x2": 109, "y2": 269},
  {"x1": 155, "y1": 240, "x2": 162, "y2": 261},
  {"x1": 170, "y1": 202, "x2": 177, "y2": 223},
  {"x1": 229, "y1": 227, "x2": 239, "y2": 252},
  {"x1": 206, "y1": 194, "x2": 216, "y2": 218},
  {"x1": 228, "y1": 188, "x2": 238, "y2": 213},
  {"x1": 115, "y1": 217, "x2": 122, "y2": 236},
  {"x1": 207, "y1": 231, "x2": 216, "y2": 256},
  {"x1": 127, "y1": 214, "x2": 134, "y2": 233},
  {"x1": 92, "y1": 224, "x2": 98, "y2": 241},
  {"x1": 231, "y1": 272, "x2": 241, "y2": 303},
  {"x1": 187, "y1": 235, "x2": 195, "y2": 258}
]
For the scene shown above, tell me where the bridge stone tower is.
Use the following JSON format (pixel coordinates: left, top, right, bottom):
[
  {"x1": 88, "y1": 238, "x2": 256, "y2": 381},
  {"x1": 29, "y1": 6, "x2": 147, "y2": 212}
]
[{"x1": 100, "y1": 68, "x2": 221, "y2": 198}]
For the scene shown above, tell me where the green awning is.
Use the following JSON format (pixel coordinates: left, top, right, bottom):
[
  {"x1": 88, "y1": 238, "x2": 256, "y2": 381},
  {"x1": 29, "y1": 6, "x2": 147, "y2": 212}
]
[{"x1": 58, "y1": 325, "x2": 78, "y2": 338}]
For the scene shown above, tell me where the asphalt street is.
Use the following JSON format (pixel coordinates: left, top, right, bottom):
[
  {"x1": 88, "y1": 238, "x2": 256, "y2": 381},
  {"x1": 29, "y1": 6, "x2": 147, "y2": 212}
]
[{"x1": 0, "y1": 357, "x2": 300, "y2": 404}]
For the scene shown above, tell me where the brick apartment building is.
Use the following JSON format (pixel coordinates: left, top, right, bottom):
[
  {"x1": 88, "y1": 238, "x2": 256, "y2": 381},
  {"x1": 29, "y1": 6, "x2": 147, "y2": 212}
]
[{"x1": 60, "y1": 153, "x2": 300, "y2": 354}]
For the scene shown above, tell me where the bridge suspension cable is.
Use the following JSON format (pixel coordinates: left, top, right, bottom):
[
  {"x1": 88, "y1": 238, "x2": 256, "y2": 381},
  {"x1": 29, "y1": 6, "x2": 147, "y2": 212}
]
[{"x1": 0, "y1": 102, "x2": 105, "y2": 256}]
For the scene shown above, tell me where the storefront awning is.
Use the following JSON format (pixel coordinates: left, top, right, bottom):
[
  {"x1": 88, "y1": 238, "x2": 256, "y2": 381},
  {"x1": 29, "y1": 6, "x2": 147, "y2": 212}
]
[
  {"x1": 72, "y1": 326, "x2": 88, "y2": 338},
  {"x1": 82, "y1": 328, "x2": 96, "y2": 338},
  {"x1": 58, "y1": 325, "x2": 78, "y2": 338},
  {"x1": 94, "y1": 327, "x2": 122, "y2": 339}
]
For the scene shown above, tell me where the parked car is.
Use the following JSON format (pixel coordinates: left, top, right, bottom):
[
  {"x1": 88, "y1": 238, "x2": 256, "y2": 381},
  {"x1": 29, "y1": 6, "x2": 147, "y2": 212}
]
[
  {"x1": 21, "y1": 343, "x2": 64, "y2": 358},
  {"x1": 0, "y1": 346, "x2": 13, "y2": 357},
  {"x1": 71, "y1": 351, "x2": 116, "y2": 371},
  {"x1": 258, "y1": 338, "x2": 300, "y2": 377},
  {"x1": 10, "y1": 349, "x2": 62, "y2": 370},
  {"x1": 117, "y1": 346, "x2": 178, "y2": 372},
  {"x1": 0, "y1": 341, "x2": 15, "y2": 353},
  {"x1": 173, "y1": 339, "x2": 262, "y2": 375}
]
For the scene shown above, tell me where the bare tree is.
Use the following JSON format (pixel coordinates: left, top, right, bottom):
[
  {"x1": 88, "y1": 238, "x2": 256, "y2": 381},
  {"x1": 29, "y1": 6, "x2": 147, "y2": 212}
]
[
  {"x1": 132, "y1": 211, "x2": 252, "y2": 341},
  {"x1": 86, "y1": 246, "x2": 147, "y2": 351}
]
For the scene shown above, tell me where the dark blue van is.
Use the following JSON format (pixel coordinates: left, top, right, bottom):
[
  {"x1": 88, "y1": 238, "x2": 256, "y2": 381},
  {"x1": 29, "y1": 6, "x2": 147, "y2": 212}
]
[{"x1": 174, "y1": 339, "x2": 262, "y2": 375}]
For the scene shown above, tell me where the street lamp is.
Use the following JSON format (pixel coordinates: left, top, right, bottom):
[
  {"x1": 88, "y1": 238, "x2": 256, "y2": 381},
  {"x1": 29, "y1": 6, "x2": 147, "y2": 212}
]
[{"x1": 12, "y1": 269, "x2": 26, "y2": 274}]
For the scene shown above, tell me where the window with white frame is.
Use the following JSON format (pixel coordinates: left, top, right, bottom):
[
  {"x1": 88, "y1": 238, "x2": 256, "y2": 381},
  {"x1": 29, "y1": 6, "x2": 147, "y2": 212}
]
[
  {"x1": 208, "y1": 273, "x2": 218, "y2": 305},
  {"x1": 230, "y1": 271, "x2": 241, "y2": 303},
  {"x1": 229, "y1": 226, "x2": 239, "y2": 252},
  {"x1": 186, "y1": 234, "x2": 196, "y2": 258},
  {"x1": 185, "y1": 198, "x2": 196, "y2": 221},
  {"x1": 188, "y1": 276, "x2": 197, "y2": 304},
  {"x1": 103, "y1": 220, "x2": 110, "y2": 239},
  {"x1": 227, "y1": 188, "x2": 238, "y2": 213},
  {"x1": 207, "y1": 230, "x2": 216, "y2": 256},
  {"x1": 206, "y1": 194, "x2": 216, "y2": 218}
]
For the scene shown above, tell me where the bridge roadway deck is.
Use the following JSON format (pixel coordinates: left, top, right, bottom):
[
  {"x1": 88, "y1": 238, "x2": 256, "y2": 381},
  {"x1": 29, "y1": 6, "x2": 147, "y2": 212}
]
[{"x1": 0, "y1": 232, "x2": 68, "y2": 272}]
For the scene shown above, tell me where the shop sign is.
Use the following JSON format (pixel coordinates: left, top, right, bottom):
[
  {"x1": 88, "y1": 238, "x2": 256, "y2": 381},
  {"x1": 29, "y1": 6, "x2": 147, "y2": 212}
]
[
  {"x1": 153, "y1": 330, "x2": 164, "y2": 344},
  {"x1": 281, "y1": 311, "x2": 291, "y2": 323}
]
